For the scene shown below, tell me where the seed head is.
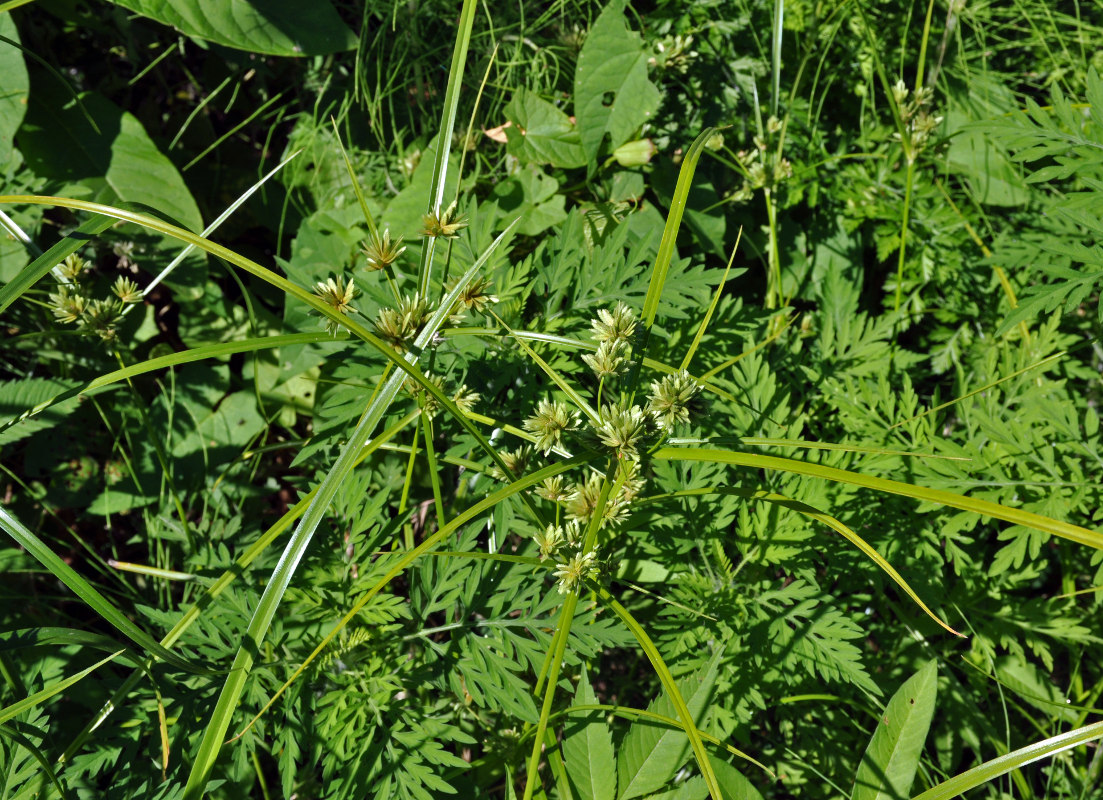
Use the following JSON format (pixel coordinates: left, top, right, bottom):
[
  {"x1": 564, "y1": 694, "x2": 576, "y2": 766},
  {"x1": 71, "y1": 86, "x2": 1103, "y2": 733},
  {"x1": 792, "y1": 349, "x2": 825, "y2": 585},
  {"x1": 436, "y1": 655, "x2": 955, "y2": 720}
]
[
  {"x1": 523, "y1": 398, "x2": 576, "y2": 454},
  {"x1": 451, "y1": 384, "x2": 481, "y2": 415},
  {"x1": 79, "y1": 298, "x2": 125, "y2": 341},
  {"x1": 535, "y1": 475, "x2": 570, "y2": 503},
  {"x1": 594, "y1": 401, "x2": 651, "y2": 459},
  {"x1": 647, "y1": 370, "x2": 700, "y2": 430},
  {"x1": 590, "y1": 302, "x2": 637, "y2": 345},
  {"x1": 534, "y1": 525, "x2": 564, "y2": 560},
  {"x1": 57, "y1": 254, "x2": 87, "y2": 283},
  {"x1": 490, "y1": 444, "x2": 534, "y2": 482},
  {"x1": 448, "y1": 275, "x2": 498, "y2": 315},
  {"x1": 313, "y1": 276, "x2": 358, "y2": 335},
  {"x1": 566, "y1": 472, "x2": 627, "y2": 528},
  {"x1": 582, "y1": 340, "x2": 628, "y2": 379},
  {"x1": 421, "y1": 205, "x2": 468, "y2": 239},
  {"x1": 553, "y1": 551, "x2": 597, "y2": 595},
  {"x1": 361, "y1": 228, "x2": 406, "y2": 271},
  {"x1": 615, "y1": 458, "x2": 646, "y2": 503},
  {"x1": 112, "y1": 276, "x2": 142, "y2": 305},
  {"x1": 374, "y1": 294, "x2": 431, "y2": 352},
  {"x1": 48, "y1": 285, "x2": 86, "y2": 324}
]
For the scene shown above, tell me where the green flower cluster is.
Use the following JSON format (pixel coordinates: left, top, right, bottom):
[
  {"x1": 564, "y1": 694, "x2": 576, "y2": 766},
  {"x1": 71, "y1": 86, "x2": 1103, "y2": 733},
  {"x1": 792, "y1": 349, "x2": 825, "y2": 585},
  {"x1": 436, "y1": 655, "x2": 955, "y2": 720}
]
[{"x1": 48, "y1": 254, "x2": 143, "y2": 342}]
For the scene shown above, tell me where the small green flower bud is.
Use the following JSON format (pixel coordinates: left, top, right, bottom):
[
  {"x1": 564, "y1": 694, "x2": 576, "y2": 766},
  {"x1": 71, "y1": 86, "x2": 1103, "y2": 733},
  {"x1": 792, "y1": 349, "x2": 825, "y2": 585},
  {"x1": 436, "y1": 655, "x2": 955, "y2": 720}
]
[
  {"x1": 374, "y1": 294, "x2": 431, "y2": 352},
  {"x1": 612, "y1": 139, "x2": 655, "y2": 167},
  {"x1": 421, "y1": 204, "x2": 467, "y2": 238},
  {"x1": 48, "y1": 285, "x2": 86, "y2": 324},
  {"x1": 536, "y1": 475, "x2": 570, "y2": 503},
  {"x1": 590, "y1": 302, "x2": 637, "y2": 344},
  {"x1": 891, "y1": 79, "x2": 909, "y2": 107},
  {"x1": 80, "y1": 298, "x2": 125, "y2": 341},
  {"x1": 534, "y1": 525, "x2": 564, "y2": 560},
  {"x1": 57, "y1": 254, "x2": 87, "y2": 283},
  {"x1": 313, "y1": 276, "x2": 358, "y2": 336},
  {"x1": 567, "y1": 472, "x2": 628, "y2": 528}
]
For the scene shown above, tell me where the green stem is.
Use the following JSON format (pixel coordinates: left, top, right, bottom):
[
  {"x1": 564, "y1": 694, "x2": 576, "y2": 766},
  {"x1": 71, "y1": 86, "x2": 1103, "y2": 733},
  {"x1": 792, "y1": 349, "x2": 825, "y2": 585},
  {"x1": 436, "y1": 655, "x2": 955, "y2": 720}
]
[
  {"x1": 400, "y1": 412, "x2": 423, "y2": 550},
  {"x1": 763, "y1": 186, "x2": 782, "y2": 310}
]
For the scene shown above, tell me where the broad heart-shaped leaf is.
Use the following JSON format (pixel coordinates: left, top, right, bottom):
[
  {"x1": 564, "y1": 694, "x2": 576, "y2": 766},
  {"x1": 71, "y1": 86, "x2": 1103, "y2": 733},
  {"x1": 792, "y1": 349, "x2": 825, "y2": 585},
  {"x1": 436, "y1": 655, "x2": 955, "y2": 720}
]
[
  {"x1": 18, "y1": 87, "x2": 203, "y2": 234},
  {"x1": 574, "y1": 0, "x2": 661, "y2": 164},
  {"x1": 617, "y1": 649, "x2": 721, "y2": 800},
  {"x1": 851, "y1": 660, "x2": 937, "y2": 800},
  {"x1": 564, "y1": 668, "x2": 617, "y2": 800},
  {"x1": 504, "y1": 88, "x2": 587, "y2": 168},
  {"x1": 0, "y1": 14, "x2": 29, "y2": 167},
  {"x1": 111, "y1": 0, "x2": 356, "y2": 56}
]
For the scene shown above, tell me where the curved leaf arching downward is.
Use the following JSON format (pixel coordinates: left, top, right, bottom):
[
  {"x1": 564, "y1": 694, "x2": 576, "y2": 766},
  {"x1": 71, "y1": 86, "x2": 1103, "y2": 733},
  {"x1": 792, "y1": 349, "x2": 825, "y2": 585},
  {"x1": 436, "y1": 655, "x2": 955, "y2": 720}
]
[{"x1": 655, "y1": 447, "x2": 1103, "y2": 551}]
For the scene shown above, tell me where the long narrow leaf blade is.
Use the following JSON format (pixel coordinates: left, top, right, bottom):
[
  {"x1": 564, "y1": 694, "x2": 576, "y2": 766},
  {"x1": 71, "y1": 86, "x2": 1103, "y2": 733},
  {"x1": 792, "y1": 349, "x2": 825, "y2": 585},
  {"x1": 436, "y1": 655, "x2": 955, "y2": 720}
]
[
  {"x1": 0, "y1": 507, "x2": 202, "y2": 673},
  {"x1": 640, "y1": 126, "x2": 720, "y2": 329},
  {"x1": 0, "y1": 651, "x2": 120, "y2": 726},
  {"x1": 656, "y1": 447, "x2": 1103, "y2": 549},
  {"x1": 911, "y1": 720, "x2": 1103, "y2": 800},
  {"x1": 0, "y1": 212, "x2": 116, "y2": 313},
  {"x1": 182, "y1": 225, "x2": 522, "y2": 799},
  {"x1": 416, "y1": 0, "x2": 478, "y2": 296}
]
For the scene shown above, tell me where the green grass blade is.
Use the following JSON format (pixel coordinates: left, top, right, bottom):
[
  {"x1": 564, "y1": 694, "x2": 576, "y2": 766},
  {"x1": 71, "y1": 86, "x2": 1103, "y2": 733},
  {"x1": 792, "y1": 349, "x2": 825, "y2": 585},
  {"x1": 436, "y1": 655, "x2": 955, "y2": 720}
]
[
  {"x1": 0, "y1": 507, "x2": 203, "y2": 673},
  {"x1": 181, "y1": 235, "x2": 516, "y2": 798},
  {"x1": 0, "y1": 211, "x2": 116, "y2": 314},
  {"x1": 911, "y1": 720, "x2": 1103, "y2": 800},
  {"x1": 0, "y1": 332, "x2": 336, "y2": 445},
  {"x1": 57, "y1": 410, "x2": 419, "y2": 769},
  {"x1": 139, "y1": 148, "x2": 301, "y2": 299},
  {"x1": 0, "y1": 651, "x2": 120, "y2": 726},
  {"x1": 668, "y1": 437, "x2": 969, "y2": 461},
  {"x1": 889, "y1": 352, "x2": 1065, "y2": 430},
  {"x1": 770, "y1": 0, "x2": 783, "y2": 117},
  {"x1": 640, "y1": 126, "x2": 720, "y2": 331},
  {"x1": 0, "y1": 196, "x2": 531, "y2": 498},
  {"x1": 330, "y1": 119, "x2": 378, "y2": 237},
  {"x1": 639, "y1": 486, "x2": 958, "y2": 636},
  {"x1": 416, "y1": 0, "x2": 478, "y2": 297},
  {"x1": 421, "y1": 410, "x2": 447, "y2": 529},
  {"x1": 0, "y1": 196, "x2": 534, "y2": 500},
  {"x1": 0, "y1": 628, "x2": 142, "y2": 664},
  {"x1": 556, "y1": 704, "x2": 768, "y2": 774},
  {"x1": 230, "y1": 455, "x2": 590, "y2": 744},
  {"x1": 655, "y1": 447, "x2": 1103, "y2": 550},
  {"x1": 680, "y1": 227, "x2": 742, "y2": 373},
  {"x1": 0, "y1": 724, "x2": 71, "y2": 800},
  {"x1": 594, "y1": 584, "x2": 722, "y2": 800},
  {"x1": 492, "y1": 311, "x2": 600, "y2": 426}
]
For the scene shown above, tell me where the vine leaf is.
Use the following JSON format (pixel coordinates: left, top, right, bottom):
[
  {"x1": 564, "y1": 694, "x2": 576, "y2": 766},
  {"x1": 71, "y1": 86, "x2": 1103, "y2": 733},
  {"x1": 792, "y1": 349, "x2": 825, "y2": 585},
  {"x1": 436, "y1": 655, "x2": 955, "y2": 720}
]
[{"x1": 573, "y1": 0, "x2": 661, "y2": 165}]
